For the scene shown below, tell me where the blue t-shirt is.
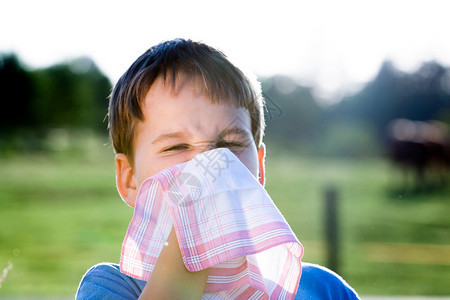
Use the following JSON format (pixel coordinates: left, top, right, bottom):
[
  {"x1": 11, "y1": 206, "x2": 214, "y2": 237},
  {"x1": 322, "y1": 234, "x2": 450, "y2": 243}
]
[{"x1": 76, "y1": 262, "x2": 359, "y2": 299}]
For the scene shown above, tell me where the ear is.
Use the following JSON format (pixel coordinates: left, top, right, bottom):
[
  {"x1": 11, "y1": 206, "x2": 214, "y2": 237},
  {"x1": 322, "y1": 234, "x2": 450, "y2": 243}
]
[
  {"x1": 115, "y1": 153, "x2": 138, "y2": 207},
  {"x1": 258, "y1": 143, "x2": 266, "y2": 186}
]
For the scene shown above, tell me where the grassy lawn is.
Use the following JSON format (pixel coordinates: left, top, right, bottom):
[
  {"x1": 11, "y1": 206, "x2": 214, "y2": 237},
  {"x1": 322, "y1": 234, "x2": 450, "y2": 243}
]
[
  {"x1": 0, "y1": 141, "x2": 449, "y2": 296},
  {"x1": 264, "y1": 149, "x2": 450, "y2": 295}
]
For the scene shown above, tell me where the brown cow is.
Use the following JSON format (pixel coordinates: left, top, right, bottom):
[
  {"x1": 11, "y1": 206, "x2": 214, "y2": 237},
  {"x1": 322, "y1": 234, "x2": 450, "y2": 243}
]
[{"x1": 387, "y1": 119, "x2": 450, "y2": 189}]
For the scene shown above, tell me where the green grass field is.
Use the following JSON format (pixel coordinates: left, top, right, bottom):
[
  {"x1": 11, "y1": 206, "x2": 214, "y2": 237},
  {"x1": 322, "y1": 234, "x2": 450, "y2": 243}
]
[{"x1": 0, "y1": 139, "x2": 449, "y2": 297}]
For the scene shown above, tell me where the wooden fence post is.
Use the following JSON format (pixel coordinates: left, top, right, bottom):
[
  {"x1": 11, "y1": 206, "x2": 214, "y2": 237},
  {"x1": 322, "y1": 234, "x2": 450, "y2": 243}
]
[{"x1": 324, "y1": 185, "x2": 339, "y2": 274}]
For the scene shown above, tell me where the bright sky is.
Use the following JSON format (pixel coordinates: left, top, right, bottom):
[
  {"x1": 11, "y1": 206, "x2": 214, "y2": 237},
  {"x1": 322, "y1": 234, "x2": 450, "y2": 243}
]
[{"x1": 2, "y1": 0, "x2": 450, "y2": 102}]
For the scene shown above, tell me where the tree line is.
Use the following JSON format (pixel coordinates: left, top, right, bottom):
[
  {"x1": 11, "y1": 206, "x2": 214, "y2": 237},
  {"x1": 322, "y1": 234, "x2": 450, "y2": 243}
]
[
  {"x1": 1, "y1": 52, "x2": 449, "y2": 156},
  {"x1": 261, "y1": 61, "x2": 450, "y2": 157},
  {"x1": 0, "y1": 53, "x2": 111, "y2": 151}
]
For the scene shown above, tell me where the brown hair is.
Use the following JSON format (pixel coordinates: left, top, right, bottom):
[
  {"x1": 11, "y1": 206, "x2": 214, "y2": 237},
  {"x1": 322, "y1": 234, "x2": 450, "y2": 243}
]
[{"x1": 108, "y1": 39, "x2": 265, "y2": 164}]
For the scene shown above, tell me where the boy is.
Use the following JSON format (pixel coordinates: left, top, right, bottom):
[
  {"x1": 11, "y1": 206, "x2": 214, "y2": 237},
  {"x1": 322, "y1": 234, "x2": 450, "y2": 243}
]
[{"x1": 76, "y1": 39, "x2": 359, "y2": 299}]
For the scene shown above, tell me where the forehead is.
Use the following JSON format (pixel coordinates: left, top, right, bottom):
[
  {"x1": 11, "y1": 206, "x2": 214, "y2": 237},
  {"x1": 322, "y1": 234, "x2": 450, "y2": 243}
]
[{"x1": 137, "y1": 77, "x2": 252, "y2": 140}]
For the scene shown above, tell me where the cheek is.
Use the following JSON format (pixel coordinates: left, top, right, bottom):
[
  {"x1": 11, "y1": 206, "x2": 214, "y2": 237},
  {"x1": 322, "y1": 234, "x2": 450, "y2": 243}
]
[
  {"x1": 136, "y1": 152, "x2": 198, "y2": 184},
  {"x1": 134, "y1": 155, "x2": 167, "y2": 186},
  {"x1": 236, "y1": 149, "x2": 259, "y2": 178}
]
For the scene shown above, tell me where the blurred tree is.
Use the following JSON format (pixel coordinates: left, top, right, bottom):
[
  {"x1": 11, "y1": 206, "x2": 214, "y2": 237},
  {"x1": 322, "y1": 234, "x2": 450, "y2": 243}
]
[
  {"x1": 0, "y1": 53, "x2": 34, "y2": 130},
  {"x1": 0, "y1": 54, "x2": 111, "y2": 152},
  {"x1": 31, "y1": 57, "x2": 111, "y2": 131},
  {"x1": 331, "y1": 61, "x2": 450, "y2": 141},
  {"x1": 261, "y1": 61, "x2": 450, "y2": 157},
  {"x1": 261, "y1": 75, "x2": 325, "y2": 152},
  {"x1": 3, "y1": 52, "x2": 449, "y2": 156}
]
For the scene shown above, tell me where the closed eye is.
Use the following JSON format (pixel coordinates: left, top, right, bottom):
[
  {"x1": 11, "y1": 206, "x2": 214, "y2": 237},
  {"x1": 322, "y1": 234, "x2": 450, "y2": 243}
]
[
  {"x1": 161, "y1": 144, "x2": 190, "y2": 153},
  {"x1": 216, "y1": 141, "x2": 243, "y2": 147},
  {"x1": 216, "y1": 140, "x2": 248, "y2": 152}
]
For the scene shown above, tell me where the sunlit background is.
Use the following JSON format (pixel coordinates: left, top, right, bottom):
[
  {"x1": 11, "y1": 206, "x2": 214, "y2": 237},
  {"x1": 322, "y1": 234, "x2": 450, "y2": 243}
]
[
  {"x1": 1, "y1": 0, "x2": 449, "y2": 297},
  {"x1": 3, "y1": 0, "x2": 450, "y2": 101}
]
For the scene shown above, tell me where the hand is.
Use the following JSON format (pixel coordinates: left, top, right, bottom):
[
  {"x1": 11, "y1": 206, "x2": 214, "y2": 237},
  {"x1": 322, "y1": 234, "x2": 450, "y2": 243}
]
[{"x1": 139, "y1": 227, "x2": 210, "y2": 299}]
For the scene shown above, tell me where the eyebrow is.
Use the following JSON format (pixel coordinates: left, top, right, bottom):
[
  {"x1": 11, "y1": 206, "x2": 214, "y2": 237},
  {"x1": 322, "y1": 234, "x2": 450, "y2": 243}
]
[
  {"x1": 151, "y1": 131, "x2": 189, "y2": 145},
  {"x1": 218, "y1": 126, "x2": 251, "y2": 141},
  {"x1": 151, "y1": 126, "x2": 251, "y2": 145}
]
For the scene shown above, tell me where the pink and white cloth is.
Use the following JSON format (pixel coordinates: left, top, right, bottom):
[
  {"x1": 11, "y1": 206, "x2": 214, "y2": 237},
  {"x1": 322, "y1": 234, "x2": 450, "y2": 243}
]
[{"x1": 120, "y1": 148, "x2": 303, "y2": 299}]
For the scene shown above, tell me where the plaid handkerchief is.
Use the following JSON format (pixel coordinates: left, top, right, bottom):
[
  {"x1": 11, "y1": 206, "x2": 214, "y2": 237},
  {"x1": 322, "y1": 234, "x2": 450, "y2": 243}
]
[{"x1": 120, "y1": 148, "x2": 303, "y2": 299}]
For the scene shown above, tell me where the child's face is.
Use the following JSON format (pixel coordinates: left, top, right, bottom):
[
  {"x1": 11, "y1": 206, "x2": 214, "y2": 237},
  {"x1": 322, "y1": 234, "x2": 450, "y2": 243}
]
[{"x1": 115, "y1": 76, "x2": 265, "y2": 207}]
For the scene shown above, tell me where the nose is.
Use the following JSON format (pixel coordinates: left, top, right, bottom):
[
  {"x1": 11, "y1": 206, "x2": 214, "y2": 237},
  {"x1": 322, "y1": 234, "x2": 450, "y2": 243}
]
[
  {"x1": 186, "y1": 141, "x2": 216, "y2": 162},
  {"x1": 203, "y1": 142, "x2": 216, "y2": 152},
  {"x1": 191, "y1": 141, "x2": 216, "y2": 152}
]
